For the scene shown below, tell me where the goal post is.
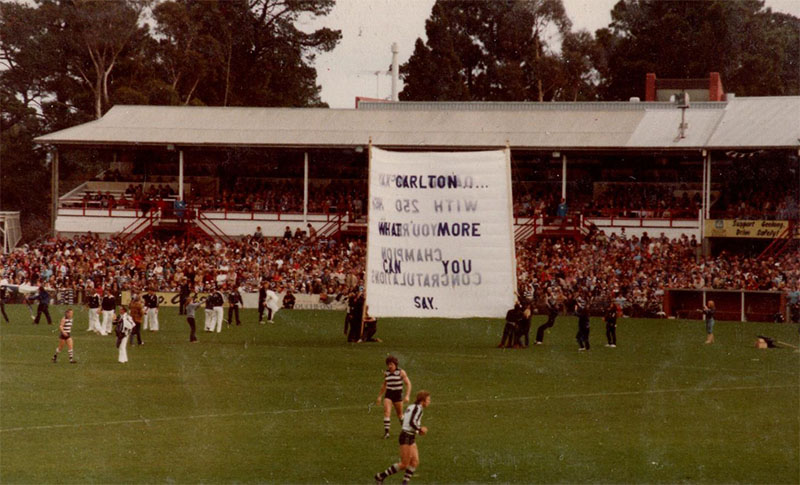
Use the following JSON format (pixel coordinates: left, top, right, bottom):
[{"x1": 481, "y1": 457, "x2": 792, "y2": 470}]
[{"x1": 0, "y1": 211, "x2": 22, "y2": 254}]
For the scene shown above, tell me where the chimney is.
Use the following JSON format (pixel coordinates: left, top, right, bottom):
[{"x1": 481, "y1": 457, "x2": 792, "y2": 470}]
[
  {"x1": 645, "y1": 73, "x2": 657, "y2": 101},
  {"x1": 709, "y1": 72, "x2": 724, "y2": 101}
]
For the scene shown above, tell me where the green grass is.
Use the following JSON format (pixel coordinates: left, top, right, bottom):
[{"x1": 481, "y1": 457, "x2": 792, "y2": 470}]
[{"x1": 1, "y1": 305, "x2": 798, "y2": 484}]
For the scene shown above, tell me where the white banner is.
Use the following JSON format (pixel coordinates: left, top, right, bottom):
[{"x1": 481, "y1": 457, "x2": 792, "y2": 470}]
[{"x1": 366, "y1": 148, "x2": 516, "y2": 318}]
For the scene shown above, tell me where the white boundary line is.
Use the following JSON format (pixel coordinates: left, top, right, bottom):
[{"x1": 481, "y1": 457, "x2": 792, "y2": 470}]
[{"x1": 2, "y1": 384, "x2": 796, "y2": 433}]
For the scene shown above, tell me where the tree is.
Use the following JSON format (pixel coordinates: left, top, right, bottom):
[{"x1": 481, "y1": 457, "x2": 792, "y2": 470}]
[
  {"x1": 558, "y1": 30, "x2": 601, "y2": 101},
  {"x1": 147, "y1": 0, "x2": 341, "y2": 108},
  {"x1": 596, "y1": 0, "x2": 800, "y2": 100},
  {"x1": 0, "y1": 0, "x2": 341, "y2": 240},
  {"x1": 30, "y1": 0, "x2": 151, "y2": 119},
  {"x1": 400, "y1": 0, "x2": 581, "y2": 102}
]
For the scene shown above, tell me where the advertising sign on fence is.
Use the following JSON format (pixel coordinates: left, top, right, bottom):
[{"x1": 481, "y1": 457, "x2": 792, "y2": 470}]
[
  {"x1": 120, "y1": 291, "x2": 347, "y2": 310},
  {"x1": 366, "y1": 148, "x2": 517, "y2": 318},
  {"x1": 706, "y1": 219, "x2": 799, "y2": 238}
]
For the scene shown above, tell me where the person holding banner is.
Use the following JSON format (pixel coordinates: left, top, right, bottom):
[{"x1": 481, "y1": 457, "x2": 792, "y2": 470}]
[
  {"x1": 376, "y1": 355, "x2": 413, "y2": 440},
  {"x1": 498, "y1": 302, "x2": 524, "y2": 349},
  {"x1": 345, "y1": 287, "x2": 365, "y2": 342},
  {"x1": 515, "y1": 298, "x2": 533, "y2": 348}
]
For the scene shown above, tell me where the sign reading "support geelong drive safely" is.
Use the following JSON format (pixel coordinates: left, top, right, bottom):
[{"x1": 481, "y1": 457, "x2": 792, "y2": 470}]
[{"x1": 366, "y1": 148, "x2": 516, "y2": 318}]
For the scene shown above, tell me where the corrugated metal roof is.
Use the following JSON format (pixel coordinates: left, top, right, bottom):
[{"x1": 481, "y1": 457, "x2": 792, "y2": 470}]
[
  {"x1": 34, "y1": 97, "x2": 799, "y2": 150},
  {"x1": 358, "y1": 100, "x2": 727, "y2": 111},
  {"x1": 705, "y1": 96, "x2": 800, "y2": 148},
  {"x1": 626, "y1": 109, "x2": 722, "y2": 148}
]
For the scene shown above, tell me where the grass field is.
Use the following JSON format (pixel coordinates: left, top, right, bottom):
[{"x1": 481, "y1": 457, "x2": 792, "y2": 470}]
[{"x1": 0, "y1": 304, "x2": 798, "y2": 484}]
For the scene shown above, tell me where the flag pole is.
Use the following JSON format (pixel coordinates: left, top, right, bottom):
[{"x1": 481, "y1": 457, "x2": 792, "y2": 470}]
[{"x1": 361, "y1": 137, "x2": 373, "y2": 338}]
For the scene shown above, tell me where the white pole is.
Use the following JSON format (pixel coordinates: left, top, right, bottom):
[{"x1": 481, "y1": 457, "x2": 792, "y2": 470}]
[
  {"x1": 741, "y1": 291, "x2": 745, "y2": 322},
  {"x1": 52, "y1": 149, "x2": 59, "y2": 237},
  {"x1": 179, "y1": 150, "x2": 184, "y2": 201},
  {"x1": 561, "y1": 154, "x2": 567, "y2": 201},
  {"x1": 701, "y1": 152, "x2": 707, "y2": 220},
  {"x1": 705, "y1": 152, "x2": 711, "y2": 219},
  {"x1": 303, "y1": 152, "x2": 309, "y2": 224},
  {"x1": 391, "y1": 43, "x2": 399, "y2": 101}
]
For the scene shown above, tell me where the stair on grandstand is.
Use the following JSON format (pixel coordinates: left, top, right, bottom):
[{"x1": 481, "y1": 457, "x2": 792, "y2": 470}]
[
  {"x1": 117, "y1": 210, "x2": 232, "y2": 243},
  {"x1": 312, "y1": 215, "x2": 366, "y2": 241},
  {"x1": 758, "y1": 219, "x2": 798, "y2": 260},
  {"x1": 151, "y1": 220, "x2": 190, "y2": 240},
  {"x1": 339, "y1": 223, "x2": 367, "y2": 239},
  {"x1": 517, "y1": 215, "x2": 588, "y2": 242},
  {"x1": 537, "y1": 227, "x2": 582, "y2": 240}
]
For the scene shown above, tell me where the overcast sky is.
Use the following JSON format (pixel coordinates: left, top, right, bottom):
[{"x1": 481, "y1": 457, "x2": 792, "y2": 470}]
[{"x1": 303, "y1": 0, "x2": 800, "y2": 109}]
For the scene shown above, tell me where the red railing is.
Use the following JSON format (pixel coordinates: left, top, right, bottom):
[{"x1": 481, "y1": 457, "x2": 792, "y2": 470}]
[
  {"x1": 758, "y1": 220, "x2": 797, "y2": 260},
  {"x1": 117, "y1": 211, "x2": 156, "y2": 242}
]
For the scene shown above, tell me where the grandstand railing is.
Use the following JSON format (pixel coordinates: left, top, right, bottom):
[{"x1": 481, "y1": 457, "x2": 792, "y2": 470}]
[
  {"x1": 117, "y1": 211, "x2": 156, "y2": 242},
  {"x1": 195, "y1": 209, "x2": 234, "y2": 244},
  {"x1": 313, "y1": 214, "x2": 347, "y2": 241},
  {"x1": 758, "y1": 219, "x2": 798, "y2": 260}
]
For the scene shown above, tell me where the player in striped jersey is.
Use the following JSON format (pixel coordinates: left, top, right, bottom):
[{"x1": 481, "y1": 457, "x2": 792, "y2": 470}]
[
  {"x1": 52, "y1": 308, "x2": 77, "y2": 364},
  {"x1": 376, "y1": 355, "x2": 412, "y2": 439},
  {"x1": 374, "y1": 391, "x2": 431, "y2": 485}
]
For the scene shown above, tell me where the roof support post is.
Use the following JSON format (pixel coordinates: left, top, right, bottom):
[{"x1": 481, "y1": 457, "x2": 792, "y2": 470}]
[
  {"x1": 561, "y1": 153, "x2": 567, "y2": 201},
  {"x1": 51, "y1": 149, "x2": 59, "y2": 237},
  {"x1": 179, "y1": 149, "x2": 184, "y2": 201},
  {"x1": 303, "y1": 151, "x2": 309, "y2": 225},
  {"x1": 704, "y1": 151, "x2": 711, "y2": 220}
]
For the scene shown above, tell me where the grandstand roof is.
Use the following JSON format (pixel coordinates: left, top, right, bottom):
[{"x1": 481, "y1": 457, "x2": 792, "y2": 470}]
[{"x1": 35, "y1": 96, "x2": 800, "y2": 151}]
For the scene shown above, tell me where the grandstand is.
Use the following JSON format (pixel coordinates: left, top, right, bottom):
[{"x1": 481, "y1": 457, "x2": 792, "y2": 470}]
[{"x1": 23, "y1": 74, "x2": 800, "y2": 321}]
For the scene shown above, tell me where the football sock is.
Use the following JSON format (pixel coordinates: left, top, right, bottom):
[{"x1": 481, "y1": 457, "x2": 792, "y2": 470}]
[
  {"x1": 402, "y1": 466, "x2": 416, "y2": 484},
  {"x1": 377, "y1": 464, "x2": 398, "y2": 480},
  {"x1": 383, "y1": 418, "x2": 390, "y2": 434}
]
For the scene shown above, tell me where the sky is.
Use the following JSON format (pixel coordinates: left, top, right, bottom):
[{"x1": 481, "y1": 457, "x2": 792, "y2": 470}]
[{"x1": 302, "y1": 0, "x2": 800, "y2": 109}]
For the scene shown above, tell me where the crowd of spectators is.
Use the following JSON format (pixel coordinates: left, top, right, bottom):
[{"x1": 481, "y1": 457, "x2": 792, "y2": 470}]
[
  {"x1": 2, "y1": 228, "x2": 798, "y2": 320},
  {"x1": 511, "y1": 184, "x2": 703, "y2": 219},
  {"x1": 77, "y1": 170, "x2": 800, "y2": 223},
  {"x1": 192, "y1": 179, "x2": 367, "y2": 217},
  {"x1": 710, "y1": 160, "x2": 800, "y2": 220},
  {"x1": 516, "y1": 230, "x2": 799, "y2": 317},
  {"x1": 0, "y1": 232, "x2": 365, "y2": 305},
  {"x1": 76, "y1": 183, "x2": 177, "y2": 212}
]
